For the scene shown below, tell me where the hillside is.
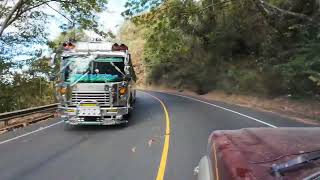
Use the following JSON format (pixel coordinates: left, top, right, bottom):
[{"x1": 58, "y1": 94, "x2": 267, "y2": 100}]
[
  {"x1": 121, "y1": 0, "x2": 320, "y2": 99},
  {"x1": 119, "y1": 22, "x2": 147, "y2": 87}
]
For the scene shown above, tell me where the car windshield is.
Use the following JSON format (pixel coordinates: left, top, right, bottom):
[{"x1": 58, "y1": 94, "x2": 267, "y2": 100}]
[{"x1": 64, "y1": 55, "x2": 125, "y2": 83}]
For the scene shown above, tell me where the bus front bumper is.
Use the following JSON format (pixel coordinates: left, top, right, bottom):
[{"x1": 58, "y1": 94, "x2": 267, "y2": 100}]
[{"x1": 58, "y1": 106, "x2": 129, "y2": 125}]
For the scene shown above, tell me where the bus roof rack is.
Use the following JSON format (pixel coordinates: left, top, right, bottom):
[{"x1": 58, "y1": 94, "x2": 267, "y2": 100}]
[{"x1": 62, "y1": 41, "x2": 129, "y2": 53}]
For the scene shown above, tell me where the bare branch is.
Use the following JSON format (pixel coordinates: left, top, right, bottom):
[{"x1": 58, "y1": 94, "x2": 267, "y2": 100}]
[
  {"x1": 254, "y1": 0, "x2": 314, "y2": 22},
  {"x1": 0, "y1": 0, "x2": 78, "y2": 36},
  {"x1": 0, "y1": 0, "x2": 23, "y2": 36}
]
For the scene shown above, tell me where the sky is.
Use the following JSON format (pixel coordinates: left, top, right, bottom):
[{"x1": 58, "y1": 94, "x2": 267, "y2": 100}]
[
  {"x1": 48, "y1": 0, "x2": 127, "y2": 40},
  {"x1": 11, "y1": 0, "x2": 127, "y2": 65},
  {"x1": 99, "y1": 0, "x2": 127, "y2": 34}
]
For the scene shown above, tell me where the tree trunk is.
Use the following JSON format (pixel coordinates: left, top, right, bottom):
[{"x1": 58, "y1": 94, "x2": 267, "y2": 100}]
[
  {"x1": 252, "y1": 0, "x2": 314, "y2": 22},
  {"x1": 0, "y1": 0, "x2": 23, "y2": 36}
]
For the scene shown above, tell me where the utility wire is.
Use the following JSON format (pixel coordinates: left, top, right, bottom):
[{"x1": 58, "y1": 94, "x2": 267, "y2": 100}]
[
  {"x1": 46, "y1": 3, "x2": 76, "y2": 41},
  {"x1": 46, "y1": 3, "x2": 73, "y2": 24}
]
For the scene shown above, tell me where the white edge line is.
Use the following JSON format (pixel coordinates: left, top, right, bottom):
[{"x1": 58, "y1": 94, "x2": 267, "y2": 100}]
[
  {"x1": 149, "y1": 91, "x2": 277, "y2": 128},
  {"x1": 0, "y1": 121, "x2": 63, "y2": 145}
]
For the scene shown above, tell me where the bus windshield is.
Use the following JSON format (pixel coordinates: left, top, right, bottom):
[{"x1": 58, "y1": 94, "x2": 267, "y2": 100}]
[{"x1": 63, "y1": 55, "x2": 125, "y2": 84}]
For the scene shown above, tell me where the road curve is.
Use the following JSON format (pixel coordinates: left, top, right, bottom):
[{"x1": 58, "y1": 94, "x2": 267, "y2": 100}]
[{"x1": 0, "y1": 90, "x2": 315, "y2": 180}]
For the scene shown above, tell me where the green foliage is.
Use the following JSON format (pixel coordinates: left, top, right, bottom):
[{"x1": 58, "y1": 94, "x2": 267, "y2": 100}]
[
  {"x1": 0, "y1": 57, "x2": 55, "y2": 113},
  {"x1": 0, "y1": 0, "x2": 108, "y2": 36},
  {"x1": 122, "y1": 0, "x2": 164, "y2": 17},
  {"x1": 0, "y1": 0, "x2": 109, "y2": 64},
  {"x1": 0, "y1": 75, "x2": 55, "y2": 112},
  {"x1": 0, "y1": 0, "x2": 110, "y2": 112},
  {"x1": 123, "y1": 0, "x2": 320, "y2": 97}
]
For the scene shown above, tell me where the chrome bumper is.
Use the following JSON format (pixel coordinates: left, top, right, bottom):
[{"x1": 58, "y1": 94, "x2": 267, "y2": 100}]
[
  {"x1": 65, "y1": 119, "x2": 128, "y2": 125},
  {"x1": 58, "y1": 106, "x2": 129, "y2": 125}
]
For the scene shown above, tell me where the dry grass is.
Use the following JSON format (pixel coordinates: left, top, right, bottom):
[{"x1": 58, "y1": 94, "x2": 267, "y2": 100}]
[{"x1": 119, "y1": 21, "x2": 147, "y2": 87}]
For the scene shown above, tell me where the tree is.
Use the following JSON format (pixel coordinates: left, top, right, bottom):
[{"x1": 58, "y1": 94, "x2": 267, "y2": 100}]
[
  {"x1": 0, "y1": 0, "x2": 108, "y2": 37},
  {"x1": 0, "y1": 55, "x2": 56, "y2": 113},
  {"x1": 122, "y1": 0, "x2": 320, "y2": 96},
  {"x1": 122, "y1": 0, "x2": 164, "y2": 18},
  {"x1": 0, "y1": 0, "x2": 109, "y2": 81},
  {"x1": 0, "y1": 0, "x2": 111, "y2": 112}
]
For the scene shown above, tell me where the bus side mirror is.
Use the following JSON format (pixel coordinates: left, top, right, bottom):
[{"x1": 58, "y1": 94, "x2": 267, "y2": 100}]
[
  {"x1": 48, "y1": 72, "x2": 56, "y2": 81},
  {"x1": 124, "y1": 54, "x2": 131, "y2": 65},
  {"x1": 124, "y1": 66, "x2": 131, "y2": 75},
  {"x1": 49, "y1": 53, "x2": 57, "y2": 68},
  {"x1": 124, "y1": 66, "x2": 132, "y2": 81}
]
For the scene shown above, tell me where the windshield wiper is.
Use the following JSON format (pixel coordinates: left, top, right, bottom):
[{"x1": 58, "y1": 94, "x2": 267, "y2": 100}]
[
  {"x1": 109, "y1": 62, "x2": 125, "y2": 77},
  {"x1": 70, "y1": 71, "x2": 89, "y2": 86},
  {"x1": 271, "y1": 151, "x2": 320, "y2": 177}
]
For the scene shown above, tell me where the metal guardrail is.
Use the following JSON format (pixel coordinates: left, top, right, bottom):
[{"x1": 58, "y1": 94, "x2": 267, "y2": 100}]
[{"x1": 0, "y1": 104, "x2": 59, "y2": 131}]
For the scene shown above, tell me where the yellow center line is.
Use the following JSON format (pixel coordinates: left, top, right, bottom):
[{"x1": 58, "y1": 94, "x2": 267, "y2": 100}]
[{"x1": 141, "y1": 91, "x2": 171, "y2": 180}]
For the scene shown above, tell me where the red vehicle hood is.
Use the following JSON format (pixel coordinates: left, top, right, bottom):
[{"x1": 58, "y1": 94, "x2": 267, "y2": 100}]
[{"x1": 210, "y1": 128, "x2": 320, "y2": 180}]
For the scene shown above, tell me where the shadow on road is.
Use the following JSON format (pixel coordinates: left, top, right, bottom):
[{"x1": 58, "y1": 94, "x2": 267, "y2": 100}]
[{"x1": 64, "y1": 123, "x2": 127, "y2": 132}]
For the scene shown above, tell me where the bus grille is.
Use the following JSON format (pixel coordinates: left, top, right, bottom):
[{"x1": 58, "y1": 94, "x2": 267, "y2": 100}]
[{"x1": 71, "y1": 91, "x2": 110, "y2": 106}]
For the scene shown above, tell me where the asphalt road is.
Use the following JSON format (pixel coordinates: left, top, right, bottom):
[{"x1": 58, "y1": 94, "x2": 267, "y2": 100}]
[{"x1": 0, "y1": 91, "x2": 316, "y2": 180}]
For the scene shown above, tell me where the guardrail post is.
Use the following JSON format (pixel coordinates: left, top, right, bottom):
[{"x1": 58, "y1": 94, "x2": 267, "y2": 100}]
[{"x1": 4, "y1": 120, "x2": 8, "y2": 127}]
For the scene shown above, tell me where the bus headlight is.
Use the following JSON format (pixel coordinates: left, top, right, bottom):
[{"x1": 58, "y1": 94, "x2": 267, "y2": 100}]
[
  {"x1": 119, "y1": 87, "x2": 127, "y2": 95},
  {"x1": 60, "y1": 87, "x2": 67, "y2": 95}
]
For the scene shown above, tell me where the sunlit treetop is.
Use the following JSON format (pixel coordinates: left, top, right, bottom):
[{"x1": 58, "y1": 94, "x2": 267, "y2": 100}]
[{"x1": 0, "y1": 0, "x2": 108, "y2": 37}]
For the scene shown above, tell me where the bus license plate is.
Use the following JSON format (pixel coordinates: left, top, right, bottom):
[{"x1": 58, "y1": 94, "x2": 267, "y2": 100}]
[{"x1": 78, "y1": 107, "x2": 101, "y2": 116}]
